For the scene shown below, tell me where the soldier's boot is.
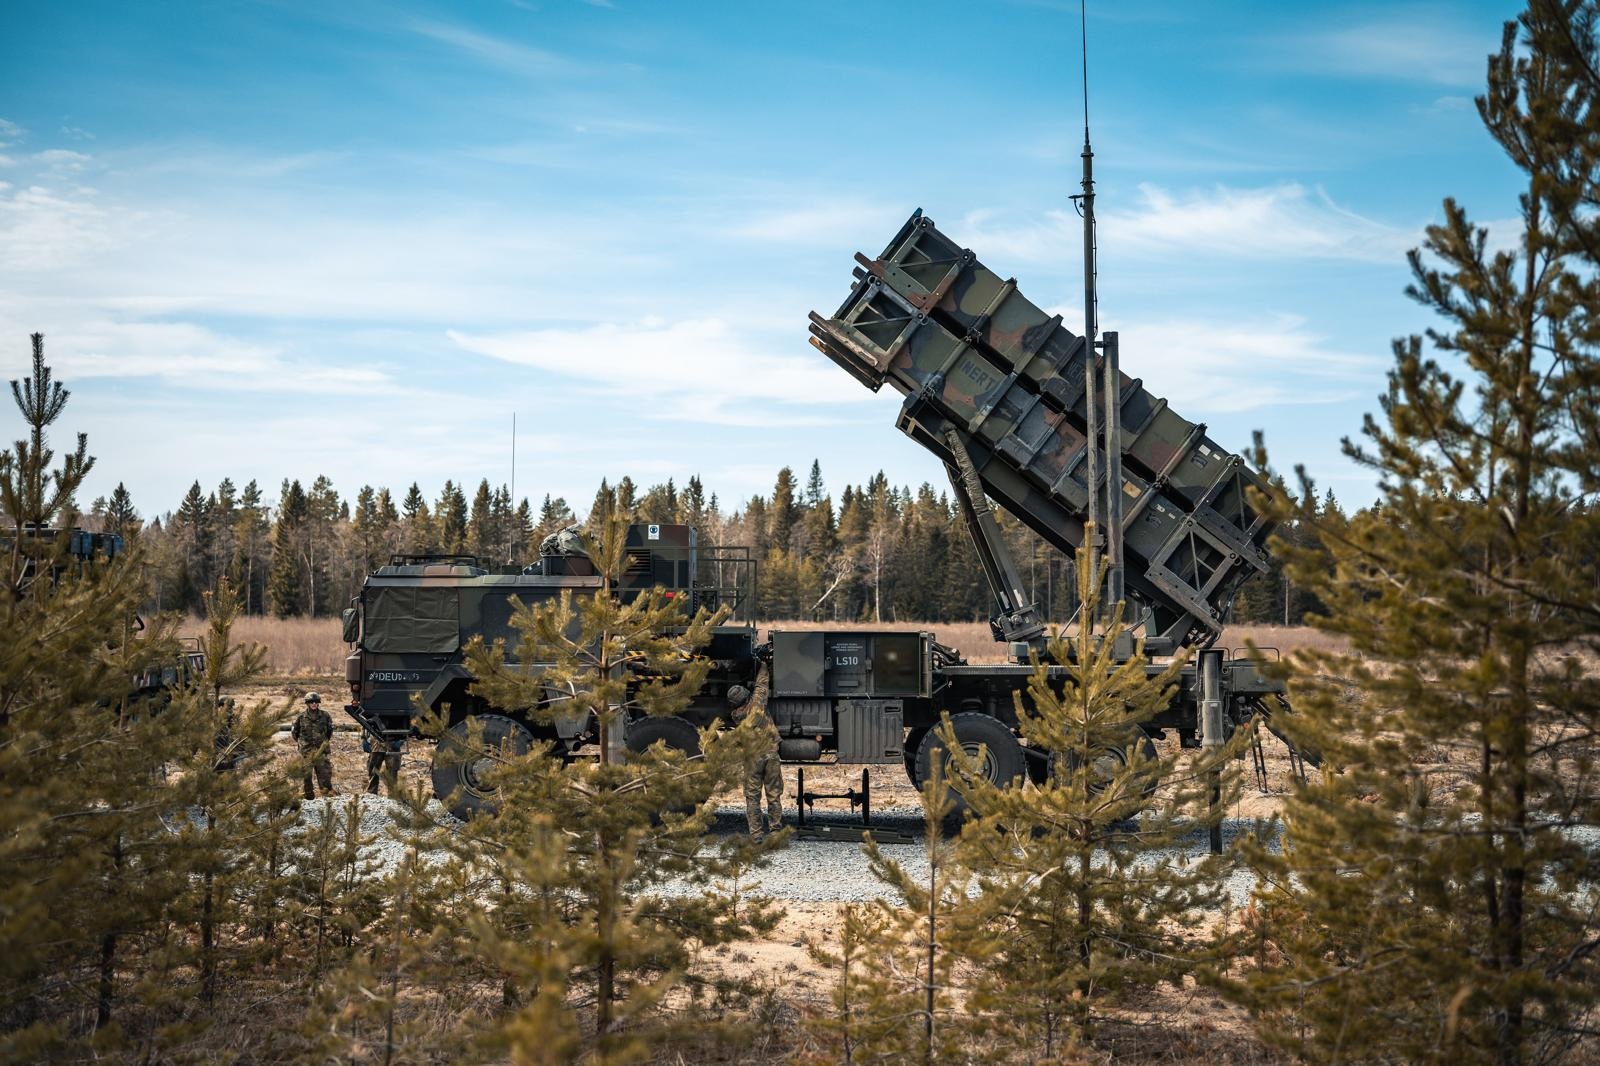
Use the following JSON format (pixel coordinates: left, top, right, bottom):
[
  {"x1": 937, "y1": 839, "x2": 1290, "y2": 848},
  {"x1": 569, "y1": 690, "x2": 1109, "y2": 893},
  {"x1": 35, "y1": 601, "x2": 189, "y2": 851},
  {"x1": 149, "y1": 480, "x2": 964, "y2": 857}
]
[{"x1": 303, "y1": 773, "x2": 316, "y2": 801}]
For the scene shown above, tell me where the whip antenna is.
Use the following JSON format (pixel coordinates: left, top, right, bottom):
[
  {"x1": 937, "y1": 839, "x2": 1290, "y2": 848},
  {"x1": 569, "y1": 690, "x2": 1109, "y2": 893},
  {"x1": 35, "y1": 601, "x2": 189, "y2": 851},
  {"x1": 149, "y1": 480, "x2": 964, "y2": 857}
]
[
  {"x1": 1072, "y1": 0, "x2": 1124, "y2": 622},
  {"x1": 1076, "y1": 0, "x2": 1100, "y2": 565},
  {"x1": 508, "y1": 412, "x2": 517, "y2": 564}
]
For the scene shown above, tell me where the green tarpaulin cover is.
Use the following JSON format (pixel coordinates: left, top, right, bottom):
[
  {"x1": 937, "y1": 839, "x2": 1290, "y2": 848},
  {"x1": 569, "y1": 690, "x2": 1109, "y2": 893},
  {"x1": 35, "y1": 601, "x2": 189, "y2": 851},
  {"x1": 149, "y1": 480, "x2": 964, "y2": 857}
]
[{"x1": 365, "y1": 586, "x2": 459, "y2": 653}]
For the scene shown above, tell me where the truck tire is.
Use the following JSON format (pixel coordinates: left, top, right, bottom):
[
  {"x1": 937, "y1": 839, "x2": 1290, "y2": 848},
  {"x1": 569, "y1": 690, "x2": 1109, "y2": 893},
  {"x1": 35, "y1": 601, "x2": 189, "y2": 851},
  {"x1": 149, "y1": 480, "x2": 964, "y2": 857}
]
[
  {"x1": 432, "y1": 714, "x2": 533, "y2": 820},
  {"x1": 914, "y1": 713, "x2": 1026, "y2": 819},
  {"x1": 903, "y1": 726, "x2": 929, "y2": 786},
  {"x1": 1055, "y1": 729, "x2": 1158, "y2": 796},
  {"x1": 624, "y1": 715, "x2": 701, "y2": 758}
]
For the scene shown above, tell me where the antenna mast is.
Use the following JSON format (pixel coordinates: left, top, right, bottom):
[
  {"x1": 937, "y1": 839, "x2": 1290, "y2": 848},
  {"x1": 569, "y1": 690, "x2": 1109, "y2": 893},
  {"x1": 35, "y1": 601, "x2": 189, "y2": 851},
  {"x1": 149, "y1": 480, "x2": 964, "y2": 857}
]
[
  {"x1": 1077, "y1": 0, "x2": 1125, "y2": 626},
  {"x1": 1080, "y1": 0, "x2": 1099, "y2": 562},
  {"x1": 508, "y1": 412, "x2": 517, "y2": 564}
]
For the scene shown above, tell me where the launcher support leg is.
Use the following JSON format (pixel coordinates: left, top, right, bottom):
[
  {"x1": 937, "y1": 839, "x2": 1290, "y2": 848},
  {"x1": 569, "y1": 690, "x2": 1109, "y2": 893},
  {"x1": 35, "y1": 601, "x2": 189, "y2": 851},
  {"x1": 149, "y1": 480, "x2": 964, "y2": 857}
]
[
  {"x1": 1200, "y1": 649, "x2": 1226, "y2": 855},
  {"x1": 942, "y1": 430, "x2": 1044, "y2": 644}
]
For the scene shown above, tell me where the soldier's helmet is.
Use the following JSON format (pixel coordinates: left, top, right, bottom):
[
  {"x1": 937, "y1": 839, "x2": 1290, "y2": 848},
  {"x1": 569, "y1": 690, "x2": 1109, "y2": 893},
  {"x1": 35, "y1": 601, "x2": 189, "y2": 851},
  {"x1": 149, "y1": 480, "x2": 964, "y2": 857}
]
[
  {"x1": 304, "y1": 691, "x2": 322, "y2": 704},
  {"x1": 726, "y1": 684, "x2": 751, "y2": 709}
]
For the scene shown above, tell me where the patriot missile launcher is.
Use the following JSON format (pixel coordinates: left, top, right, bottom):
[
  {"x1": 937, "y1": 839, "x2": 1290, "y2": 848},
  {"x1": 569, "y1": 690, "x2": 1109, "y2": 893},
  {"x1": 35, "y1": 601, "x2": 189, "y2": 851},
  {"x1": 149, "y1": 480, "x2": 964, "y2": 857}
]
[{"x1": 809, "y1": 209, "x2": 1274, "y2": 656}]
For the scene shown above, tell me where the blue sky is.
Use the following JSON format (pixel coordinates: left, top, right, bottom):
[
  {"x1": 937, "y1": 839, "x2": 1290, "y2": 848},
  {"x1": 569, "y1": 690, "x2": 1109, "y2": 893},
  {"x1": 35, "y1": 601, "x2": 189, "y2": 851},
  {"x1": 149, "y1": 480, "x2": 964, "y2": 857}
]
[{"x1": 0, "y1": 0, "x2": 1525, "y2": 518}]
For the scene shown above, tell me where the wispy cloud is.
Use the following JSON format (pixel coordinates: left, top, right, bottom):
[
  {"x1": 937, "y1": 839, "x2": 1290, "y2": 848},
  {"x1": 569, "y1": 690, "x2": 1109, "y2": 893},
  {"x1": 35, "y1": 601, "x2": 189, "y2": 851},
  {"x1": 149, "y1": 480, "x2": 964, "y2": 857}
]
[
  {"x1": 725, "y1": 201, "x2": 903, "y2": 247},
  {"x1": 1108, "y1": 183, "x2": 1414, "y2": 262},
  {"x1": 407, "y1": 17, "x2": 587, "y2": 77},
  {"x1": 1419, "y1": 95, "x2": 1474, "y2": 115},
  {"x1": 0, "y1": 118, "x2": 22, "y2": 146},
  {"x1": 1280, "y1": 11, "x2": 1494, "y2": 88},
  {"x1": 27, "y1": 320, "x2": 402, "y2": 397},
  {"x1": 33, "y1": 148, "x2": 92, "y2": 173},
  {"x1": 0, "y1": 182, "x2": 130, "y2": 270},
  {"x1": 950, "y1": 183, "x2": 1416, "y2": 266},
  {"x1": 132, "y1": 148, "x2": 346, "y2": 180},
  {"x1": 449, "y1": 317, "x2": 873, "y2": 424},
  {"x1": 0, "y1": 171, "x2": 648, "y2": 323},
  {"x1": 1104, "y1": 313, "x2": 1381, "y2": 414}
]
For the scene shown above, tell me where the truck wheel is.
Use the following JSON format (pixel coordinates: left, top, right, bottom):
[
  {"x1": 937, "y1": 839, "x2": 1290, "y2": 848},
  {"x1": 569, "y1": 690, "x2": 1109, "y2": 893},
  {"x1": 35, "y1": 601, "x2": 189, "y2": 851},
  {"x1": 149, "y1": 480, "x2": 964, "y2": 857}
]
[
  {"x1": 903, "y1": 727, "x2": 929, "y2": 786},
  {"x1": 1054, "y1": 729, "x2": 1158, "y2": 796},
  {"x1": 625, "y1": 715, "x2": 701, "y2": 758},
  {"x1": 914, "y1": 713, "x2": 1026, "y2": 818},
  {"x1": 432, "y1": 714, "x2": 532, "y2": 820}
]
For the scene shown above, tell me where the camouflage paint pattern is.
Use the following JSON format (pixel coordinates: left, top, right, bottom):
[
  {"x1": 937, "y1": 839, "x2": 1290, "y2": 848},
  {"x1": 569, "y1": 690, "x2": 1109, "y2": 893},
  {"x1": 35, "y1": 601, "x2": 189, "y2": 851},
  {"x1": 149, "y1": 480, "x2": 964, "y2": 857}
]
[
  {"x1": 347, "y1": 523, "x2": 757, "y2": 737},
  {"x1": 809, "y1": 210, "x2": 1276, "y2": 649}
]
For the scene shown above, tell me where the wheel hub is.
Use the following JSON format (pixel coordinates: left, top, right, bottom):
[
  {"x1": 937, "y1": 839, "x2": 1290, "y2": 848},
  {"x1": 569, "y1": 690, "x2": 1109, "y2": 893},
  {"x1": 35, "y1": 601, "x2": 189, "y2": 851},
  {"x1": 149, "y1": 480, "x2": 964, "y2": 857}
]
[
  {"x1": 958, "y1": 741, "x2": 1000, "y2": 782},
  {"x1": 463, "y1": 753, "x2": 496, "y2": 795}
]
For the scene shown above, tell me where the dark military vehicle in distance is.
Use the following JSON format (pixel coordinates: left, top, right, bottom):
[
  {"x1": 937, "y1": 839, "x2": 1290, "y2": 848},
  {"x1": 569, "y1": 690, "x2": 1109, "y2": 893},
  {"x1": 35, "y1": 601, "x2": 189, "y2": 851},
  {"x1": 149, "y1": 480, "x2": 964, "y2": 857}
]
[
  {"x1": 4, "y1": 525, "x2": 207, "y2": 707},
  {"x1": 341, "y1": 523, "x2": 759, "y2": 816}
]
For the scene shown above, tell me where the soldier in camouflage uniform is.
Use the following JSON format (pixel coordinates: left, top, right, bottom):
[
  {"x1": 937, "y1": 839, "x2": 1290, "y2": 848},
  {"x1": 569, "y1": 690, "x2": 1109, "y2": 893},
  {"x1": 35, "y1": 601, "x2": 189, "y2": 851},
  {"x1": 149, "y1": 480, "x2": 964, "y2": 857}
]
[
  {"x1": 738, "y1": 664, "x2": 782, "y2": 838},
  {"x1": 291, "y1": 691, "x2": 336, "y2": 799}
]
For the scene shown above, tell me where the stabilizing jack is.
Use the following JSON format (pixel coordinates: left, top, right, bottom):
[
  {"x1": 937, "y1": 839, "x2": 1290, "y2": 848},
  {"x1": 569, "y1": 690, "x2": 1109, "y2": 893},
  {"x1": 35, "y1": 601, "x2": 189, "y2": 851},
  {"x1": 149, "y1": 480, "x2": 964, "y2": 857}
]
[{"x1": 793, "y1": 767, "x2": 915, "y2": 844}]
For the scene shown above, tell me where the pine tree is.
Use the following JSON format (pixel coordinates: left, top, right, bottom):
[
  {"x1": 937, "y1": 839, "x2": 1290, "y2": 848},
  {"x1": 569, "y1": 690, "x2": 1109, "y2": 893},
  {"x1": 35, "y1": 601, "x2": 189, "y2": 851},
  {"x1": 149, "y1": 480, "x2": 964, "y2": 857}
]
[
  {"x1": 1229, "y1": 5, "x2": 1600, "y2": 1060},
  {"x1": 491, "y1": 484, "x2": 513, "y2": 563},
  {"x1": 400, "y1": 482, "x2": 434, "y2": 553},
  {"x1": 436, "y1": 479, "x2": 467, "y2": 554},
  {"x1": 682, "y1": 476, "x2": 707, "y2": 536},
  {"x1": 376, "y1": 486, "x2": 399, "y2": 527},
  {"x1": 231, "y1": 479, "x2": 270, "y2": 614},
  {"x1": 768, "y1": 466, "x2": 799, "y2": 554},
  {"x1": 173, "y1": 480, "x2": 211, "y2": 611},
  {"x1": 0, "y1": 341, "x2": 204, "y2": 1053},
  {"x1": 211, "y1": 479, "x2": 238, "y2": 598},
  {"x1": 105, "y1": 481, "x2": 140, "y2": 540},
  {"x1": 613, "y1": 474, "x2": 637, "y2": 516},
  {"x1": 167, "y1": 576, "x2": 275, "y2": 1006},
  {"x1": 351, "y1": 484, "x2": 386, "y2": 572},
  {"x1": 942, "y1": 536, "x2": 1241, "y2": 1050},
  {"x1": 803, "y1": 459, "x2": 826, "y2": 509},
  {"x1": 304, "y1": 782, "x2": 474, "y2": 1063},
  {"x1": 0, "y1": 334, "x2": 91, "y2": 535},
  {"x1": 267, "y1": 479, "x2": 308, "y2": 617},
  {"x1": 744, "y1": 495, "x2": 769, "y2": 559},
  {"x1": 587, "y1": 478, "x2": 616, "y2": 526},
  {"x1": 467, "y1": 478, "x2": 494, "y2": 560},
  {"x1": 846, "y1": 765, "x2": 977, "y2": 1065},
  {"x1": 455, "y1": 506, "x2": 782, "y2": 1055},
  {"x1": 511, "y1": 496, "x2": 534, "y2": 561},
  {"x1": 306, "y1": 474, "x2": 341, "y2": 614},
  {"x1": 862, "y1": 473, "x2": 896, "y2": 622},
  {"x1": 802, "y1": 904, "x2": 905, "y2": 1065}
]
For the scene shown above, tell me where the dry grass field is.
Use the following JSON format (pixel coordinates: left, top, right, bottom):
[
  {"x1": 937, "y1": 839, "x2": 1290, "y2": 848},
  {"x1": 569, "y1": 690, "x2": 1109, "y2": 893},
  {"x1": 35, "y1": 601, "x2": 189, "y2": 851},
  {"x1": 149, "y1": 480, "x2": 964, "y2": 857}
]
[{"x1": 183, "y1": 614, "x2": 1349, "y2": 677}]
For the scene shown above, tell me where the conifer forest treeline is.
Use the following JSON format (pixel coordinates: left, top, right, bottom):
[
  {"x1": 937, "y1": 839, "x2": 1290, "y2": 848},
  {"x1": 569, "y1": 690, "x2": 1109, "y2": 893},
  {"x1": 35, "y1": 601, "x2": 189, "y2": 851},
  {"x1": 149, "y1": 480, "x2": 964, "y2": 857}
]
[{"x1": 92, "y1": 461, "x2": 1339, "y2": 627}]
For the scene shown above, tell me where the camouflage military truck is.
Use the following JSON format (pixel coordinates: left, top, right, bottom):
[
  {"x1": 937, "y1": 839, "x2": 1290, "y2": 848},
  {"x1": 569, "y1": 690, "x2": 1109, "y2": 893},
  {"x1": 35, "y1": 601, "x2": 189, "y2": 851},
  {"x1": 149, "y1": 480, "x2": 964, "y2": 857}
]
[{"x1": 341, "y1": 523, "x2": 758, "y2": 817}]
